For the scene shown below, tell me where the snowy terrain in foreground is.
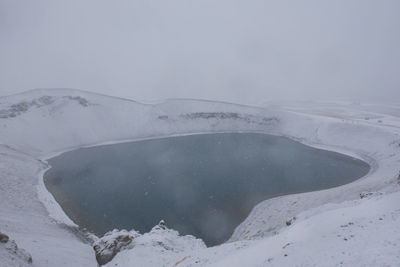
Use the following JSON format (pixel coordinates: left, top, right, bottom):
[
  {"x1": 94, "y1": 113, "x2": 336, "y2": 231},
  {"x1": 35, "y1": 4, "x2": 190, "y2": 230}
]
[{"x1": 0, "y1": 89, "x2": 399, "y2": 266}]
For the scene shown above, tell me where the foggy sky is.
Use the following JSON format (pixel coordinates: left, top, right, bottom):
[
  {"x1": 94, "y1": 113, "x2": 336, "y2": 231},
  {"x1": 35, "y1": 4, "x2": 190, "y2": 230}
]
[{"x1": 1, "y1": 0, "x2": 399, "y2": 104}]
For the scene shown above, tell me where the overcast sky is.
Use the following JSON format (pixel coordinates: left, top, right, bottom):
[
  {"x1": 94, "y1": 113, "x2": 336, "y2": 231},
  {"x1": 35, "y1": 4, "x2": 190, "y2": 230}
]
[{"x1": 1, "y1": 0, "x2": 399, "y2": 104}]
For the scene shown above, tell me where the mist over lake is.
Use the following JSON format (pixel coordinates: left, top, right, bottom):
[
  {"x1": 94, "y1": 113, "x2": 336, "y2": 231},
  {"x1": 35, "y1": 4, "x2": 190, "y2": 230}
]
[{"x1": 44, "y1": 133, "x2": 369, "y2": 246}]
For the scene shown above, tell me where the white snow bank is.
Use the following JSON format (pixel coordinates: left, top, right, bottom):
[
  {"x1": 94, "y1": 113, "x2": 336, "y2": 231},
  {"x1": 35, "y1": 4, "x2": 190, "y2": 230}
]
[{"x1": 202, "y1": 189, "x2": 400, "y2": 267}]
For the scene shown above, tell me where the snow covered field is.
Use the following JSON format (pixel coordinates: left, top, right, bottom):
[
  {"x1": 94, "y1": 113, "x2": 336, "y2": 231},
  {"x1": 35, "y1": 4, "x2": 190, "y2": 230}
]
[{"x1": 0, "y1": 89, "x2": 399, "y2": 266}]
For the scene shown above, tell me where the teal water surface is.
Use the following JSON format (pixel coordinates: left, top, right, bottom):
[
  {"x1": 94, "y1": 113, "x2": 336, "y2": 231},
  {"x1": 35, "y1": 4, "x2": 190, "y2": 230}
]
[{"x1": 44, "y1": 133, "x2": 369, "y2": 246}]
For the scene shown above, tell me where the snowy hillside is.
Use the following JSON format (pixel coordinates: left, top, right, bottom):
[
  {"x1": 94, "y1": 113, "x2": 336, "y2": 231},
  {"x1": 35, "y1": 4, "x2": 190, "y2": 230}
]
[{"x1": 0, "y1": 89, "x2": 399, "y2": 266}]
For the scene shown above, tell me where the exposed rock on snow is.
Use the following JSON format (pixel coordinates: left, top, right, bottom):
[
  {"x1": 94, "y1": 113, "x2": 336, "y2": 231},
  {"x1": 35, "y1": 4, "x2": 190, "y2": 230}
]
[
  {"x1": 0, "y1": 233, "x2": 32, "y2": 266},
  {"x1": 93, "y1": 229, "x2": 139, "y2": 265},
  {"x1": 0, "y1": 233, "x2": 9, "y2": 243},
  {"x1": 103, "y1": 221, "x2": 206, "y2": 267},
  {"x1": 359, "y1": 191, "x2": 382, "y2": 199},
  {"x1": 285, "y1": 217, "x2": 296, "y2": 226},
  {"x1": 0, "y1": 95, "x2": 90, "y2": 119},
  {"x1": 93, "y1": 220, "x2": 207, "y2": 266},
  {"x1": 180, "y1": 112, "x2": 279, "y2": 126}
]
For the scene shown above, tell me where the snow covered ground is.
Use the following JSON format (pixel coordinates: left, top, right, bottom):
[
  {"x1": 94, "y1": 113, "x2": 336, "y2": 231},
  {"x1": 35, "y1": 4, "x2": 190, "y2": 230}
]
[{"x1": 0, "y1": 88, "x2": 399, "y2": 266}]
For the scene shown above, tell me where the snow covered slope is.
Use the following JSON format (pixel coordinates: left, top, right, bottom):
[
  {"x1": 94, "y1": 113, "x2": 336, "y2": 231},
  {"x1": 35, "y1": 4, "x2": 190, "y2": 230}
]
[
  {"x1": 0, "y1": 88, "x2": 279, "y2": 157},
  {"x1": 0, "y1": 88, "x2": 399, "y2": 266}
]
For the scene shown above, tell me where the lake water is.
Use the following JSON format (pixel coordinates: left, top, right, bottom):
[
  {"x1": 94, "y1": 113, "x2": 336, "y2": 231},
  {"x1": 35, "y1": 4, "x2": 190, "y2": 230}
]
[{"x1": 44, "y1": 133, "x2": 370, "y2": 246}]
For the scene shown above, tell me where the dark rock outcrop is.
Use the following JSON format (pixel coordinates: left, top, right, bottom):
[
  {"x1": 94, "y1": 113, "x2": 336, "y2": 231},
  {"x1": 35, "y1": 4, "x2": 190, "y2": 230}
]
[
  {"x1": 0, "y1": 232, "x2": 33, "y2": 265},
  {"x1": 286, "y1": 217, "x2": 296, "y2": 226},
  {"x1": 93, "y1": 229, "x2": 139, "y2": 265},
  {"x1": 0, "y1": 232, "x2": 9, "y2": 243},
  {"x1": 180, "y1": 112, "x2": 279, "y2": 126},
  {"x1": 0, "y1": 95, "x2": 90, "y2": 118}
]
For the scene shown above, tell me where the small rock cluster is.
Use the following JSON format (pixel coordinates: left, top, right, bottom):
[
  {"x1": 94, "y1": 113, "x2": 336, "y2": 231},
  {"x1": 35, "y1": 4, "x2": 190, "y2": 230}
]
[
  {"x1": 93, "y1": 229, "x2": 140, "y2": 265},
  {"x1": 359, "y1": 191, "x2": 383, "y2": 199},
  {"x1": 93, "y1": 220, "x2": 206, "y2": 266},
  {"x1": 0, "y1": 232, "x2": 33, "y2": 265},
  {"x1": 180, "y1": 112, "x2": 279, "y2": 126},
  {"x1": 286, "y1": 217, "x2": 296, "y2": 226},
  {"x1": 0, "y1": 95, "x2": 90, "y2": 118}
]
